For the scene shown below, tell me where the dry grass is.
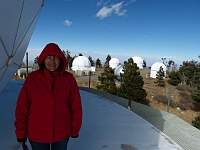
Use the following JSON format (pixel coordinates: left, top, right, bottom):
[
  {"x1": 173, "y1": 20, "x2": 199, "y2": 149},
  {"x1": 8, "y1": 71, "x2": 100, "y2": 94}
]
[
  {"x1": 77, "y1": 68, "x2": 200, "y2": 124},
  {"x1": 143, "y1": 71, "x2": 200, "y2": 124},
  {"x1": 12, "y1": 75, "x2": 24, "y2": 80}
]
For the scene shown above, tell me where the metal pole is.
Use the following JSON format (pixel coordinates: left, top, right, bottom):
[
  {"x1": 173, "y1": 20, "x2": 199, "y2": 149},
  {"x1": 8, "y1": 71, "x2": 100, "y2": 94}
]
[
  {"x1": 89, "y1": 71, "x2": 91, "y2": 88},
  {"x1": 167, "y1": 85, "x2": 171, "y2": 112},
  {"x1": 26, "y1": 52, "x2": 28, "y2": 77},
  {"x1": 120, "y1": 74, "x2": 122, "y2": 96},
  {"x1": 67, "y1": 58, "x2": 70, "y2": 71}
]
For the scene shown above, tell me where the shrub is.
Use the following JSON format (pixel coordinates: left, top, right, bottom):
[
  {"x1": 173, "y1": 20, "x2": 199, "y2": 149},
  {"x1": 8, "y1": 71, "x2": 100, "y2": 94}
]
[
  {"x1": 176, "y1": 84, "x2": 187, "y2": 91},
  {"x1": 153, "y1": 95, "x2": 167, "y2": 104},
  {"x1": 191, "y1": 88, "x2": 200, "y2": 102},
  {"x1": 192, "y1": 116, "x2": 200, "y2": 129},
  {"x1": 168, "y1": 71, "x2": 182, "y2": 86},
  {"x1": 179, "y1": 91, "x2": 193, "y2": 103},
  {"x1": 191, "y1": 102, "x2": 200, "y2": 111}
]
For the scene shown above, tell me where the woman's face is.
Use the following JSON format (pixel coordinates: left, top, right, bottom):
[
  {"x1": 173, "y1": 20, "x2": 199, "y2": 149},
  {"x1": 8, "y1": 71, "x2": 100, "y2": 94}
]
[{"x1": 44, "y1": 55, "x2": 60, "y2": 71}]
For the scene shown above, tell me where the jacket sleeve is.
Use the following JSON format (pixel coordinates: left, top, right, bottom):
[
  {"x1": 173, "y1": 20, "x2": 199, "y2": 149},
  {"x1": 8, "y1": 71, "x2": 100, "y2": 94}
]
[
  {"x1": 69, "y1": 77, "x2": 82, "y2": 137},
  {"x1": 14, "y1": 80, "x2": 30, "y2": 139}
]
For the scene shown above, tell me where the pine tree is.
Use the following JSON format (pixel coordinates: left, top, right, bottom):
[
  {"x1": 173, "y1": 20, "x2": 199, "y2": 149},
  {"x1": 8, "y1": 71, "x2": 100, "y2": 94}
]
[
  {"x1": 88, "y1": 55, "x2": 95, "y2": 66},
  {"x1": 120, "y1": 58, "x2": 147, "y2": 108},
  {"x1": 168, "y1": 71, "x2": 182, "y2": 86},
  {"x1": 167, "y1": 60, "x2": 175, "y2": 71},
  {"x1": 96, "y1": 58, "x2": 102, "y2": 68},
  {"x1": 96, "y1": 66, "x2": 117, "y2": 95},
  {"x1": 34, "y1": 56, "x2": 39, "y2": 64},
  {"x1": 155, "y1": 66, "x2": 165, "y2": 86},
  {"x1": 143, "y1": 59, "x2": 146, "y2": 67},
  {"x1": 104, "y1": 55, "x2": 111, "y2": 67},
  {"x1": 63, "y1": 50, "x2": 73, "y2": 70},
  {"x1": 191, "y1": 87, "x2": 200, "y2": 102},
  {"x1": 179, "y1": 60, "x2": 199, "y2": 86},
  {"x1": 192, "y1": 116, "x2": 200, "y2": 129}
]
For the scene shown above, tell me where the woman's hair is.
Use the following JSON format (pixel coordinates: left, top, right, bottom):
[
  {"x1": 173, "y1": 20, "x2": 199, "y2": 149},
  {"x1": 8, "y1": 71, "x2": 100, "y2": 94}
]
[
  {"x1": 40, "y1": 57, "x2": 63, "y2": 72},
  {"x1": 59, "y1": 58, "x2": 63, "y2": 70},
  {"x1": 39, "y1": 60, "x2": 45, "y2": 71}
]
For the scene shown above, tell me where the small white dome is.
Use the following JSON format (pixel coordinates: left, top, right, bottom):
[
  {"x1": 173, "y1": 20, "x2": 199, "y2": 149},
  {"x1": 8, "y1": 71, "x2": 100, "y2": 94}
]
[
  {"x1": 72, "y1": 56, "x2": 91, "y2": 71},
  {"x1": 114, "y1": 65, "x2": 124, "y2": 77},
  {"x1": 109, "y1": 58, "x2": 119, "y2": 69},
  {"x1": 150, "y1": 62, "x2": 166, "y2": 78},
  {"x1": 132, "y1": 56, "x2": 143, "y2": 69}
]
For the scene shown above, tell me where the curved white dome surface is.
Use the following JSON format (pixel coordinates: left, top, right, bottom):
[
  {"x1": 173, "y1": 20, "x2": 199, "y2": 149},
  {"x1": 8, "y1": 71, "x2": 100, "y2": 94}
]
[
  {"x1": 150, "y1": 62, "x2": 166, "y2": 78},
  {"x1": 114, "y1": 65, "x2": 124, "y2": 77},
  {"x1": 109, "y1": 58, "x2": 119, "y2": 69},
  {"x1": 132, "y1": 56, "x2": 143, "y2": 69},
  {"x1": 72, "y1": 56, "x2": 91, "y2": 71},
  {"x1": 0, "y1": 0, "x2": 44, "y2": 93}
]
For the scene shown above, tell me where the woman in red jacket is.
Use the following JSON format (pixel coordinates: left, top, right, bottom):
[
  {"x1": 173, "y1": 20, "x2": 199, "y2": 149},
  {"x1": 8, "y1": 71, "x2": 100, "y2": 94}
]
[{"x1": 14, "y1": 43, "x2": 82, "y2": 150}]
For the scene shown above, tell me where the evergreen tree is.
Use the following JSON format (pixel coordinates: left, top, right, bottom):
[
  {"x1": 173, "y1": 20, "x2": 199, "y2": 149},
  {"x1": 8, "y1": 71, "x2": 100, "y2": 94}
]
[
  {"x1": 63, "y1": 50, "x2": 73, "y2": 70},
  {"x1": 161, "y1": 57, "x2": 166, "y2": 65},
  {"x1": 193, "y1": 71, "x2": 200, "y2": 88},
  {"x1": 179, "y1": 59, "x2": 200, "y2": 102},
  {"x1": 33, "y1": 56, "x2": 39, "y2": 69},
  {"x1": 104, "y1": 55, "x2": 111, "y2": 67},
  {"x1": 96, "y1": 58, "x2": 102, "y2": 68},
  {"x1": 143, "y1": 59, "x2": 146, "y2": 67},
  {"x1": 96, "y1": 66, "x2": 117, "y2": 95},
  {"x1": 71, "y1": 56, "x2": 75, "y2": 67},
  {"x1": 191, "y1": 70, "x2": 200, "y2": 102},
  {"x1": 88, "y1": 55, "x2": 95, "y2": 66},
  {"x1": 120, "y1": 58, "x2": 147, "y2": 106},
  {"x1": 179, "y1": 60, "x2": 199, "y2": 86},
  {"x1": 155, "y1": 66, "x2": 165, "y2": 86},
  {"x1": 34, "y1": 56, "x2": 39, "y2": 64},
  {"x1": 192, "y1": 116, "x2": 200, "y2": 129},
  {"x1": 168, "y1": 71, "x2": 182, "y2": 86},
  {"x1": 167, "y1": 60, "x2": 175, "y2": 71},
  {"x1": 191, "y1": 87, "x2": 200, "y2": 102}
]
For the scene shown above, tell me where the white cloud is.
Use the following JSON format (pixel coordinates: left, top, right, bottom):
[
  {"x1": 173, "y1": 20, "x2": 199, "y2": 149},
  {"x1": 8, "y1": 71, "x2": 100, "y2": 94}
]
[
  {"x1": 97, "y1": 0, "x2": 104, "y2": 7},
  {"x1": 112, "y1": 2, "x2": 127, "y2": 16},
  {"x1": 97, "y1": 0, "x2": 111, "y2": 7},
  {"x1": 96, "y1": 1, "x2": 133, "y2": 19},
  {"x1": 124, "y1": 0, "x2": 136, "y2": 6},
  {"x1": 64, "y1": 20, "x2": 72, "y2": 26},
  {"x1": 96, "y1": 6, "x2": 113, "y2": 19},
  {"x1": 164, "y1": 56, "x2": 178, "y2": 59}
]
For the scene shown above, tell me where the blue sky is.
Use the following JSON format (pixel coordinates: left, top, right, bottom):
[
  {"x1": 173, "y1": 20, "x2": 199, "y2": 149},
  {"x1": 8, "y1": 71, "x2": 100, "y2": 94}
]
[{"x1": 27, "y1": 0, "x2": 200, "y2": 67}]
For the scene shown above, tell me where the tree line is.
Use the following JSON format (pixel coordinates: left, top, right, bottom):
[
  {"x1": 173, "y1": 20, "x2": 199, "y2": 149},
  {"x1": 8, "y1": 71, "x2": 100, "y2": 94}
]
[{"x1": 97, "y1": 55, "x2": 200, "y2": 130}]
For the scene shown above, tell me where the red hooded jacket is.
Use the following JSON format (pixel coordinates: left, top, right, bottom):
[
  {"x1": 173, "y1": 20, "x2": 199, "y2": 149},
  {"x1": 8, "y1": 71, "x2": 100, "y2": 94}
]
[{"x1": 14, "y1": 43, "x2": 82, "y2": 143}]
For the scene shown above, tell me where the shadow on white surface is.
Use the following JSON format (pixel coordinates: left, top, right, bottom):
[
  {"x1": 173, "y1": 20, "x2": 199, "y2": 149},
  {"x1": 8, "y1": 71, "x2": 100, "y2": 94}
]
[{"x1": 0, "y1": 80, "x2": 183, "y2": 150}]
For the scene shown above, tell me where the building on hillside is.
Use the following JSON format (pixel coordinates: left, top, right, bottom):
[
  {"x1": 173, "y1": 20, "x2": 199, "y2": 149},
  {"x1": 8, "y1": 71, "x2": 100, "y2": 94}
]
[
  {"x1": 16, "y1": 67, "x2": 34, "y2": 78},
  {"x1": 150, "y1": 62, "x2": 166, "y2": 78},
  {"x1": 114, "y1": 64, "x2": 124, "y2": 78},
  {"x1": 114, "y1": 56, "x2": 144, "y2": 78},
  {"x1": 132, "y1": 56, "x2": 144, "y2": 69},
  {"x1": 109, "y1": 58, "x2": 119, "y2": 69},
  {"x1": 71, "y1": 56, "x2": 92, "y2": 76}
]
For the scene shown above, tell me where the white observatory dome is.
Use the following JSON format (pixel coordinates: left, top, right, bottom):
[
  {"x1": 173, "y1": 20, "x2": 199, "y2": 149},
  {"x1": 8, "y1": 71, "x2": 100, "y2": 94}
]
[
  {"x1": 109, "y1": 58, "x2": 119, "y2": 69},
  {"x1": 132, "y1": 56, "x2": 143, "y2": 69},
  {"x1": 150, "y1": 62, "x2": 166, "y2": 78},
  {"x1": 71, "y1": 56, "x2": 91, "y2": 71},
  {"x1": 114, "y1": 65, "x2": 124, "y2": 77}
]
